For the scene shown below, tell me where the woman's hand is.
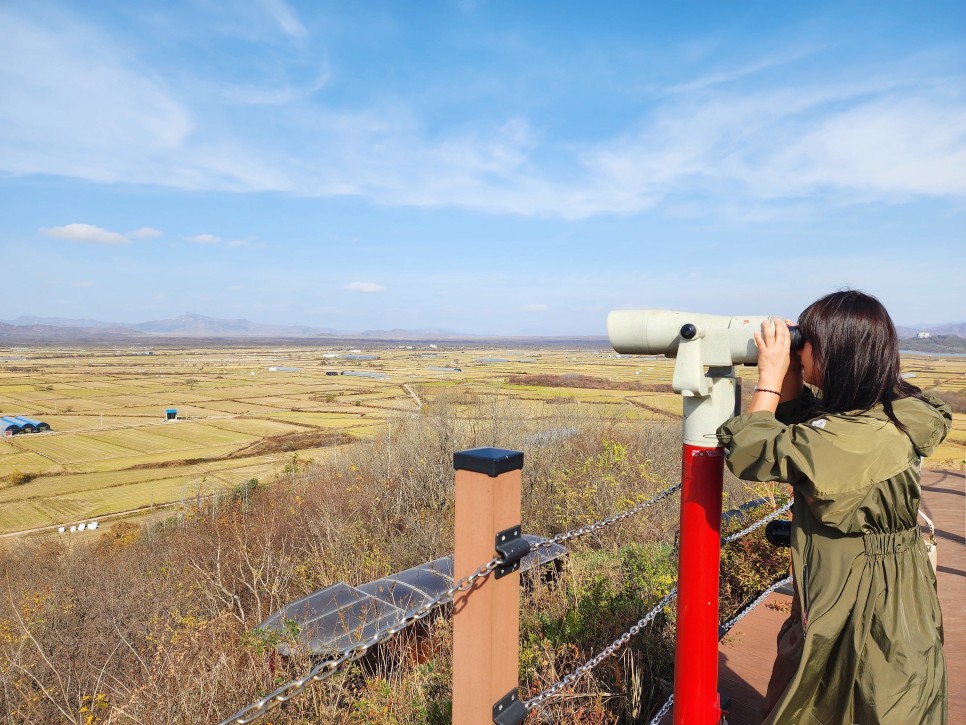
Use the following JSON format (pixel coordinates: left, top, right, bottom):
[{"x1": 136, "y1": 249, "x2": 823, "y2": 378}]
[
  {"x1": 755, "y1": 318, "x2": 792, "y2": 386},
  {"x1": 749, "y1": 318, "x2": 793, "y2": 413}
]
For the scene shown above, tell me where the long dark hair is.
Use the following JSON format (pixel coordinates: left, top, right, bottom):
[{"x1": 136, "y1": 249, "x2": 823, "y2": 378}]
[{"x1": 798, "y1": 290, "x2": 922, "y2": 429}]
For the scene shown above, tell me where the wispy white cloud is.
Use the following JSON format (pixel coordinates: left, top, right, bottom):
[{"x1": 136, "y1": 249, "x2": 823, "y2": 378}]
[
  {"x1": 190, "y1": 233, "x2": 221, "y2": 244},
  {"x1": 41, "y1": 223, "x2": 130, "y2": 245},
  {"x1": 261, "y1": 0, "x2": 308, "y2": 39},
  {"x1": 0, "y1": 8, "x2": 193, "y2": 182},
  {"x1": 344, "y1": 282, "x2": 385, "y2": 293},
  {"x1": 128, "y1": 227, "x2": 163, "y2": 239},
  {"x1": 663, "y1": 47, "x2": 818, "y2": 95},
  {"x1": 2, "y1": 5, "x2": 963, "y2": 222}
]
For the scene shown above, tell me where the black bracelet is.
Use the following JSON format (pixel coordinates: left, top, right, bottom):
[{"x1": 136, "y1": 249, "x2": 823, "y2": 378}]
[{"x1": 754, "y1": 387, "x2": 782, "y2": 397}]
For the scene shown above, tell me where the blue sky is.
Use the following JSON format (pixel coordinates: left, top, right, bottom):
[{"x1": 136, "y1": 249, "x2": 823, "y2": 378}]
[{"x1": 1, "y1": 1, "x2": 963, "y2": 335}]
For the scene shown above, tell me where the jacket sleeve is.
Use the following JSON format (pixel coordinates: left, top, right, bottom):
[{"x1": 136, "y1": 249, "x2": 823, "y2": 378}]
[
  {"x1": 913, "y1": 392, "x2": 953, "y2": 457},
  {"x1": 716, "y1": 411, "x2": 816, "y2": 484}
]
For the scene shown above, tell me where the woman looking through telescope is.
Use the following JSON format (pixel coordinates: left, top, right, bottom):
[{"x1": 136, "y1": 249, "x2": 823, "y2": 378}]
[{"x1": 717, "y1": 290, "x2": 951, "y2": 724}]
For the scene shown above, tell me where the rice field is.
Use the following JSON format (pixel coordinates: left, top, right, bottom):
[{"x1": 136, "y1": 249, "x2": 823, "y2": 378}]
[{"x1": 0, "y1": 342, "x2": 962, "y2": 536}]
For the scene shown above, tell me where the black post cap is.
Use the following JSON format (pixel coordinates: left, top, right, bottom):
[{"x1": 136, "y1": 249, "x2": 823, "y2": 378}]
[{"x1": 453, "y1": 447, "x2": 524, "y2": 477}]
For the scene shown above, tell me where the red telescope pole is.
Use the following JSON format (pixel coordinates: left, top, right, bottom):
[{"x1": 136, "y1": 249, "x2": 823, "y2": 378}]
[
  {"x1": 606, "y1": 310, "x2": 742, "y2": 723},
  {"x1": 673, "y1": 443, "x2": 725, "y2": 724}
]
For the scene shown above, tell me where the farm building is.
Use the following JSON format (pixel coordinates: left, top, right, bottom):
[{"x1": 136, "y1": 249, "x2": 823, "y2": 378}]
[
  {"x1": 1, "y1": 417, "x2": 22, "y2": 436},
  {"x1": 165, "y1": 408, "x2": 177, "y2": 421},
  {"x1": 1, "y1": 415, "x2": 50, "y2": 435},
  {"x1": 341, "y1": 370, "x2": 388, "y2": 379},
  {"x1": 343, "y1": 354, "x2": 379, "y2": 361},
  {"x1": 268, "y1": 366, "x2": 300, "y2": 372},
  {"x1": 426, "y1": 366, "x2": 462, "y2": 373}
]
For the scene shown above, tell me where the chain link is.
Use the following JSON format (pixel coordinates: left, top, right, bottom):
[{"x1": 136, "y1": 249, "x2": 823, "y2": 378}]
[
  {"x1": 721, "y1": 500, "x2": 791, "y2": 543},
  {"x1": 523, "y1": 589, "x2": 678, "y2": 714},
  {"x1": 216, "y1": 555, "x2": 502, "y2": 725},
  {"x1": 530, "y1": 483, "x2": 682, "y2": 553}
]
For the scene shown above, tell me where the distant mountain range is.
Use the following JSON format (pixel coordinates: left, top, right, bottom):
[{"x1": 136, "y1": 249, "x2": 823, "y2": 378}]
[
  {"x1": 895, "y1": 322, "x2": 966, "y2": 338},
  {"x1": 0, "y1": 313, "x2": 467, "y2": 343},
  {"x1": 1, "y1": 313, "x2": 962, "y2": 345}
]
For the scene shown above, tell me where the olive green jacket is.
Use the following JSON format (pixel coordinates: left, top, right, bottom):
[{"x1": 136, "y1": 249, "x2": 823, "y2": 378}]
[{"x1": 717, "y1": 390, "x2": 952, "y2": 725}]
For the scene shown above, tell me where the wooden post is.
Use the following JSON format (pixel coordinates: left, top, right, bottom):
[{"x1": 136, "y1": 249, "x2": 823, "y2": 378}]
[{"x1": 452, "y1": 447, "x2": 524, "y2": 725}]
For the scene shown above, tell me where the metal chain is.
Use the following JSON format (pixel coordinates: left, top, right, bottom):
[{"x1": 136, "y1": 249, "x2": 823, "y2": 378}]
[
  {"x1": 216, "y1": 555, "x2": 502, "y2": 725},
  {"x1": 720, "y1": 575, "x2": 793, "y2": 635},
  {"x1": 523, "y1": 589, "x2": 678, "y2": 714},
  {"x1": 721, "y1": 500, "x2": 791, "y2": 543},
  {"x1": 530, "y1": 483, "x2": 682, "y2": 553},
  {"x1": 648, "y1": 693, "x2": 674, "y2": 725},
  {"x1": 646, "y1": 574, "x2": 792, "y2": 724}
]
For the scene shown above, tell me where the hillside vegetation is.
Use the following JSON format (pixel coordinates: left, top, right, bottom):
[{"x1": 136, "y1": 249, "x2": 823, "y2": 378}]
[{"x1": 0, "y1": 394, "x2": 787, "y2": 724}]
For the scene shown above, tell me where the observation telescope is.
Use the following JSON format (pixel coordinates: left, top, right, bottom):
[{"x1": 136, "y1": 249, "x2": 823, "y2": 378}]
[{"x1": 608, "y1": 308, "x2": 794, "y2": 725}]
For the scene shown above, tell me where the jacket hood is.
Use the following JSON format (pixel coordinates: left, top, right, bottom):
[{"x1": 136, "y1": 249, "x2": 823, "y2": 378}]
[{"x1": 889, "y1": 393, "x2": 952, "y2": 457}]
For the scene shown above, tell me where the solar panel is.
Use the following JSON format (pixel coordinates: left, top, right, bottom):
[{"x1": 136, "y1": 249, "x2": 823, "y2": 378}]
[{"x1": 256, "y1": 535, "x2": 566, "y2": 656}]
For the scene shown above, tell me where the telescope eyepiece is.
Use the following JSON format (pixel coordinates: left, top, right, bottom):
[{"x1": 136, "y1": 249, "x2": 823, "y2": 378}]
[{"x1": 788, "y1": 326, "x2": 805, "y2": 352}]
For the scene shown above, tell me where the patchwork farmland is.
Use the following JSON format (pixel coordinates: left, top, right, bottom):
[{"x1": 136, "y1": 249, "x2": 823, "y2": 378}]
[{"x1": 0, "y1": 343, "x2": 963, "y2": 536}]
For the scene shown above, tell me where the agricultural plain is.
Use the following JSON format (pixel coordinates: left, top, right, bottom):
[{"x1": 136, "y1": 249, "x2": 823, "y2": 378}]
[{"x1": 0, "y1": 342, "x2": 963, "y2": 536}]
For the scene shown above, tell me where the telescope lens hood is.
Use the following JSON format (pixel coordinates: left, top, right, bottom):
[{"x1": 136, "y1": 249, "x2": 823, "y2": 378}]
[{"x1": 765, "y1": 520, "x2": 792, "y2": 548}]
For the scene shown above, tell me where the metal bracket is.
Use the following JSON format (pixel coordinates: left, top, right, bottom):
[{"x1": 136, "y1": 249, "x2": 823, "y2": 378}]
[
  {"x1": 493, "y1": 688, "x2": 528, "y2": 725},
  {"x1": 494, "y1": 525, "x2": 530, "y2": 579}
]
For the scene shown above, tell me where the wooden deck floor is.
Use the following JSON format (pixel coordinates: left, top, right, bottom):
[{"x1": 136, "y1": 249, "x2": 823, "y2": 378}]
[{"x1": 663, "y1": 467, "x2": 965, "y2": 724}]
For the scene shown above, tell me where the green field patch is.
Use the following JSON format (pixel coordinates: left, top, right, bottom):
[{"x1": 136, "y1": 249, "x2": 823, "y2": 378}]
[
  {"x1": 204, "y1": 418, "x2": 307, "y2": 436},
  {"x1": 80, "y1": 394, "x2": 181, "y2": 409},
  {"x1": 0, "y1": 451, "x2": 56, "y2": 476},
  {"x1": 189, "y1": 400, "x2": 280, "y2": 415},
  {"x1": 78, "y1": 427, "x2": 199, "y2": 454},
  {"x1": 0, "y1": 500, "x2": 54, "y2": 532},
  {"x1": 0, "y1": 384, "x2": 38, "y2": 393},
  {"x1": 38, "y1": 496, "x2": 97, "y2": 523},
  {"x1": 146, "y1": 422, "x2": 258, "y2": 447},
  {"x1": 241, "y1": 395, "x2": 310, "y2": 409},
  {"x1": 42, "y1": 415, "x2": 158, "y2": 432},
  {"x1": 13, "y1": 434, "x2": 139, "y2": 464},
  {"x1": 46, "y1": 398, "x2": 106, "y2": 413},
  {"x1": 84, "y1": 443, "x2": 244, "y2": 472},
  {"x1": 264, "y1": 411, "x2": 369, "y2": 427},
  {"x1": 0, "y1": 469, "x2": 171, "y2": 503}
]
